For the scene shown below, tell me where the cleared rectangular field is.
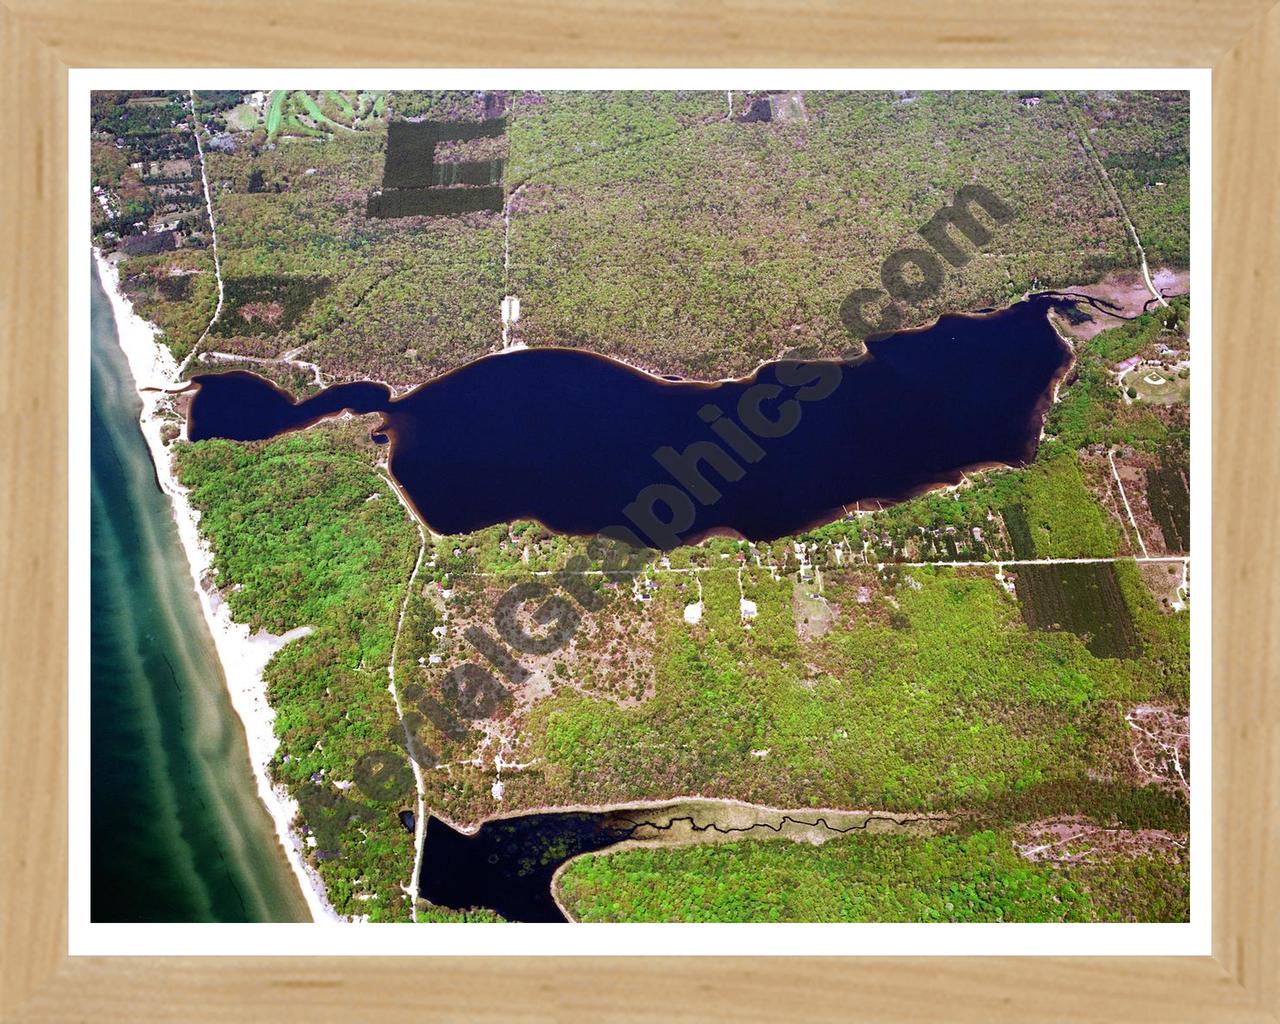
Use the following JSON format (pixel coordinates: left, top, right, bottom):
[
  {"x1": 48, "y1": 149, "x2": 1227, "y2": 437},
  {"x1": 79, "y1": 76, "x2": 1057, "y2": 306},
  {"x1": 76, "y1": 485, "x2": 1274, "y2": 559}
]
[
  {"x1": 1146, "y1": 462, "x2": 1190, "y2": 553},
  {"x1": 1001, "y1": 505, "x2": 1036, "y2": 560},
  {"x1": 1013, "y1": 562, "x2": 1142, "y2": 658}
]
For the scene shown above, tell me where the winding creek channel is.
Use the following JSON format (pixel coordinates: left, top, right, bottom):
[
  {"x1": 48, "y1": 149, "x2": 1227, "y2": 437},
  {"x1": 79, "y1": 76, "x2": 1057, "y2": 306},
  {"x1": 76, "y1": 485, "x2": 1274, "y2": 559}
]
[{"x1": 419, "y1": 801, "x2": 943, "y2": 922}]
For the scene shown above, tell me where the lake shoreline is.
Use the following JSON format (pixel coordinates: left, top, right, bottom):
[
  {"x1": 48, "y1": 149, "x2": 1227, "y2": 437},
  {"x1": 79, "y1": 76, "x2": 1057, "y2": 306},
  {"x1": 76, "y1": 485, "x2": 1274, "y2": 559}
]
[
  {"x1": 93, "y1": 250, "x2": 338, "y2": 924},
  {"x1": 247, "y1": 274, "x2": 1142, "y2": 403},
  {"x1": 186, "y1": 295, "x2": 1074, "y2": 548}
]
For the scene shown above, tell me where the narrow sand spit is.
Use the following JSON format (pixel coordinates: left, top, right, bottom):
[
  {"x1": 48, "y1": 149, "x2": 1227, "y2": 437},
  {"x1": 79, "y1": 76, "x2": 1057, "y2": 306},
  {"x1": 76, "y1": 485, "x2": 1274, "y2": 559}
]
[{"x1": 94, "y1": 250, "x2": 338, "y2": 922}]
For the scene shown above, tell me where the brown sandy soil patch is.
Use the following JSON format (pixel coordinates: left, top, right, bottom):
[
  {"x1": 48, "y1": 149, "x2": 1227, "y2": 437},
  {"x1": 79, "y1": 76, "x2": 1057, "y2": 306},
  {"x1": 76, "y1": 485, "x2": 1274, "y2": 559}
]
[
  {"x1": 429, "y1": 571, "x2": 663, "y2": 719},
  {"x1": 1126, "y1": 704, "x2": 1190, "y2": 798},
  {"x1": 558, "y1": 577, "x2": 662, "y2": 706},
  {"x1": 1149, "y1": 267, "x2": 1189, "y2": 298},
  {"x1": 1140, "y1": 561, "x2": 1186, "y2": 613},
  {"x1": 1051, "y1": 267, "x2": 1190, "y2": 341},
  {"x1": 1014, "y1": 815, "x2": 1186, "y2": 864},
  {"x1": 815, "y1": 568, "x2": 893, "y2": 631},
  {"x1": 238, "y1": 300, "x2": 285, "y2": 325},
  {"x1": 405, "y1": 571, "x2": 672, "y2": 823}
]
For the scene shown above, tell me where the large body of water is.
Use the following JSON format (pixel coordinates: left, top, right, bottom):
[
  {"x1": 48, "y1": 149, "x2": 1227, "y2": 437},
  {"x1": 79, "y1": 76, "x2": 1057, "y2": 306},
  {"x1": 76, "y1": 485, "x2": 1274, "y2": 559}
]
[
  {"x1": 91, "y1": 264, "x2": 308, "y2": 922},
  {"x1": 187, "y1": 297, "x2": 1072, "y2": 547}
]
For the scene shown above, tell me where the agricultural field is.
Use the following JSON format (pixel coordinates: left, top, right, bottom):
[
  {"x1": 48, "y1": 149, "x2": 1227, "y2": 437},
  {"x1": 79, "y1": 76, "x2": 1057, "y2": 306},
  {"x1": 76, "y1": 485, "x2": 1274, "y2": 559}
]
[
  {"x1": 1147, "y1": 460, "x2": 1191, "y2": 553},
  {"x1": 380, "y1": 119, "x2": 506, "y2": 188},
  {"x1": 369, "y1": 118, "x2": 507, "y2": 219},
  {"x1": 1001, "y1": 505, "x2": 1036, "y2": 559},
  {"x1": 367, "y1": 186, "x2": 505, "y2": 219}
]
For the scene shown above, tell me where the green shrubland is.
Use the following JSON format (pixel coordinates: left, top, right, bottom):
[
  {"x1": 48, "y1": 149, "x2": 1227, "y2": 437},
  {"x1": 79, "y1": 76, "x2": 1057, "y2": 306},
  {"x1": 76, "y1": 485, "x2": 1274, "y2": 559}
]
[{"x1": 559, "y1": 829, "x2": 1189, "y2": 922}]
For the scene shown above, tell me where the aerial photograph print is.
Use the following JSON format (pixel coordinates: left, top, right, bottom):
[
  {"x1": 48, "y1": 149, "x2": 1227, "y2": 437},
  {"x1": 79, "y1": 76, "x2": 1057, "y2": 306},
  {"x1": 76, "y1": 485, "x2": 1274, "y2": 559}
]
[{"x1": 87, "y1": 84, "x2": 1194, "y2": 931}]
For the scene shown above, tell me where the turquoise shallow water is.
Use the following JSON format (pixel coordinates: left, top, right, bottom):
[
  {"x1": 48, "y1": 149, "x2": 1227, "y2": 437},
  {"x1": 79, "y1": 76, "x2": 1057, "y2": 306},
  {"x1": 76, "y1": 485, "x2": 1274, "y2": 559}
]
[{"x1": 90, "y1": 262, "x2": 309, "y2": 922}]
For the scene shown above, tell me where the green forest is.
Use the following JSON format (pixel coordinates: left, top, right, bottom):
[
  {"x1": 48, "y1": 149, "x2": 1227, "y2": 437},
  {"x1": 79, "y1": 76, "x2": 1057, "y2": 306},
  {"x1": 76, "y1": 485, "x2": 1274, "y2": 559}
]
[
  {"x1": 93, "y1": 89, "x2": 1188, "y2": 388},
  {"x1": 405, "y1": 550, "x2": 1189, "y2": 828},
  {"x1": 174, "y1": 423, "x2": 421, "y2": 920}
]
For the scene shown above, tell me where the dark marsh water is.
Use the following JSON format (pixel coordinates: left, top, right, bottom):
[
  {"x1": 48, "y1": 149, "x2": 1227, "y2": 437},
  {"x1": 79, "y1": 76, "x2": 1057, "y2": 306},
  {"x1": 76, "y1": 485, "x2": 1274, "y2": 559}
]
[{"x1": 418, "y1": 812, "x2": 640, "y2": 922}]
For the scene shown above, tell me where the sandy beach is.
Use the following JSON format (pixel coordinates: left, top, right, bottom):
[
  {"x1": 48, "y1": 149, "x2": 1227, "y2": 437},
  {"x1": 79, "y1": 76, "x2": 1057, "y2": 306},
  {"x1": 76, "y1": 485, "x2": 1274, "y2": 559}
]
[{"x1": 93, "y1": 250, "x2": 339, "y2": 923}]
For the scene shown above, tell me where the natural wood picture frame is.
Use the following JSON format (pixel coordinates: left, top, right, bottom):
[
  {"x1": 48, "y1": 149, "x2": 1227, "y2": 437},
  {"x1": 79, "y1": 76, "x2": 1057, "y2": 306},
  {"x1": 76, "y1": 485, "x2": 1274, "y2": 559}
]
[{"x1": 2, "y1": 2, "x2": 1276, "y2": 1019}]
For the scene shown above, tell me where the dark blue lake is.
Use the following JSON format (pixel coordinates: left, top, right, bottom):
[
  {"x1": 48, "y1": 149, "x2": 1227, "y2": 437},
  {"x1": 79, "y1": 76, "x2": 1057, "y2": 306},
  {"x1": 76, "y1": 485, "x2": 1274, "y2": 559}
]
[{"x1": 187, "y1": 296, "x2": 1072, "y2": 547}]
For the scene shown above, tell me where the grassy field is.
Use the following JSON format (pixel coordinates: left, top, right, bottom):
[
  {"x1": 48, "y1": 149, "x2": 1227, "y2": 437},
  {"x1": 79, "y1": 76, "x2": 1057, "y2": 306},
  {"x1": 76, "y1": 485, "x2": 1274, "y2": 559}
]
[
  {"x1": 225, "y1": 102, "x2": 259, "y2": 132},
  {"x1": 265, "y1": 90, "x2": 286, "y2": 139},
  {"x1": 1124, "y1": 364, "x2": 1190, "y2": 404},
  {"x1": 264, "y1": 90, "x2": 373, "y2": 143}
]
